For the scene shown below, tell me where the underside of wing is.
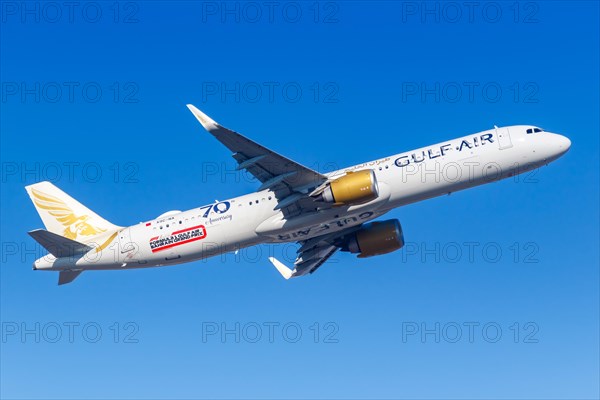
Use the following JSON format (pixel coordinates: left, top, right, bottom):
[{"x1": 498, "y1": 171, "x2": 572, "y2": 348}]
[
  {"x1": 269, "y1": 245, "x2": 339, "y2": 279},
  {"x1": 268, "y1": 218, "x2": 406, "y2": 279},
  {"x1": 268, "y1": 225, "x2": 365, "y2": 279}
]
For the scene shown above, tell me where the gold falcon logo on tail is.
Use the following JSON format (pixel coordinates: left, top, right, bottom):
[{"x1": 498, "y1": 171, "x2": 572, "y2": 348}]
[{"x1": 30, "y1": 189, "x2": 107, "y2": 240}]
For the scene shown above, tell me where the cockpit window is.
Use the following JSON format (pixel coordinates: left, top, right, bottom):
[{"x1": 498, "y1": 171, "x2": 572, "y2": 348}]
[{"x1": 526, "y1": 127, "x2": 544, "y2": 134}]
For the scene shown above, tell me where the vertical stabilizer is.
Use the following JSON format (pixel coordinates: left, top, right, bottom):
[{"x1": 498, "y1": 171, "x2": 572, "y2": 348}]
[{"x1": 25, "y1": 181, "x2": 121, "y2": 242}]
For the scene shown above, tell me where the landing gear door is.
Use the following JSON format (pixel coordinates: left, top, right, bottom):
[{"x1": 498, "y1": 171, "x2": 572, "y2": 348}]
[{"x1": 495, "y1": 127, "x2": 513, "y2": 150}]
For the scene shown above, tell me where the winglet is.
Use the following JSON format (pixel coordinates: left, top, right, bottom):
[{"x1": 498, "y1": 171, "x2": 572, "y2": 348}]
[
  {"x1": 268, "y1": 257, "x2": 293, "y2": 280},
  {"x1": 186, "y1": 104, "x2": 219, "y2": 132}
]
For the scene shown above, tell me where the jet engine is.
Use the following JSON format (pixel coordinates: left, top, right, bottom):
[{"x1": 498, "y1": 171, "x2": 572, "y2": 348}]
[
  {"x1": 340, "y1": 219, "x2": 404, "y2": 258},
  {"x1": 315, "y1": 170, "x2": 379, "y2": 206}
]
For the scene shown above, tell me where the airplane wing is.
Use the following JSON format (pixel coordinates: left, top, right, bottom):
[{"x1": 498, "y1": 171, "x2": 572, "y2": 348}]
[
  {"x1": 268, "y1": 225, "x2": 364, "y2": 279},
  {"x1": 269, "y1": 244, "x2": 338, "y2": 279},
  {"x1": 187, "y1": 105, "x2": 327, "y2": 216}
]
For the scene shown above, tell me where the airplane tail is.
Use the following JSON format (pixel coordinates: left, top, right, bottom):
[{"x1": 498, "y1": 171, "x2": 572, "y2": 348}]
[
  {"x1": 28, "y1": 229, "x2": 93, "y2": 259},
  {"x1": 25, "y1": 181, "x2": 121, "y2": 243},
  {"x1": 58, "y1": 270, "x2": 83, "y2": 285}
]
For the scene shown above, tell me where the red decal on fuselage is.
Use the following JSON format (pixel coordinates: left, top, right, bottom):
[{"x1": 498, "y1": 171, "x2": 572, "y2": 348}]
[{"x1": 149, "y1": 225, "x2": 207, "y2": 253}]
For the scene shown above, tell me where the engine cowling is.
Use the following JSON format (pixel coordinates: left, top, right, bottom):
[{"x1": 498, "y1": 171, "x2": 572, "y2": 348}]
[
  {"x1": 342, "y1": 219, "x2": 404, "y2": 258},
  {"x1": 317, "y1": 170, "x2": 379, "y2": 206}
]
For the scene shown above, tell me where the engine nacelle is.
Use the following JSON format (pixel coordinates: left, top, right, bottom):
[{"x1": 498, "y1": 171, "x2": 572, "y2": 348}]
[
  {"x1": 342, "y1": 219, "x2": 404, "y2": 258},
  {"x1": 317, "y1": 170, "x2": 379, "y2": 206}
]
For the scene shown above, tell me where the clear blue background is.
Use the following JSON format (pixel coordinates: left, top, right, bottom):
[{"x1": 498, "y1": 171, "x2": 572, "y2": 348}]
[{"x1": 1, "y1": 1, "x2": 598, "y2": 399}]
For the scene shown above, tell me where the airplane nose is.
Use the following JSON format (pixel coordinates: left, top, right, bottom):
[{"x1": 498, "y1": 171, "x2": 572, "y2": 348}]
[
  {"x1": 541, "y1": 133, "x2": 571, "y2": 163},
  {"x1": 556, "y1": 134, "x2": 571, "y2": 155}
]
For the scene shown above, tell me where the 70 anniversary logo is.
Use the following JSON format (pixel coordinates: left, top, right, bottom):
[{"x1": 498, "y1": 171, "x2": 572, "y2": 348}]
[{"x1": 147, "y1": 201, "x2": 231, "y2": 253}]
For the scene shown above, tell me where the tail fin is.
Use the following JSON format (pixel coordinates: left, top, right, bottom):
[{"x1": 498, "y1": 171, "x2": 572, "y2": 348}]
[{"x1": 25, "y1": 181, "x2": 121, "y2": 243}]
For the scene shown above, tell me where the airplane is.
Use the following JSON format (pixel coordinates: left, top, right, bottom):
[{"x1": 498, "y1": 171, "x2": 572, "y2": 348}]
[{"x1": 26, "y1": 105, "x2": 571, "y2": 285}]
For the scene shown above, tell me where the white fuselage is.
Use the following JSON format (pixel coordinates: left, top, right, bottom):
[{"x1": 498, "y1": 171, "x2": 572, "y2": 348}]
[{"x1": 33, "y1": 125, "x2": 571, "y2": 272}]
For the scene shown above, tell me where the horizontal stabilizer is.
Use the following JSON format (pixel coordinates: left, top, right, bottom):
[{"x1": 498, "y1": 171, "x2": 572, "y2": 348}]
[
  {"x1": 58, "y1": 270, "x2": 83, "y2": 285},
  {"x1": 28, "y1": 229, "x2": 93, "y2": 258}
]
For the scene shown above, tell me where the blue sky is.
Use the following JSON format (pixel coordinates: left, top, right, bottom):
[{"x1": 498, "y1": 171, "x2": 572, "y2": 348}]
[{"x1": 1, "y1": 1, "x2": 598, "y2": 399}]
